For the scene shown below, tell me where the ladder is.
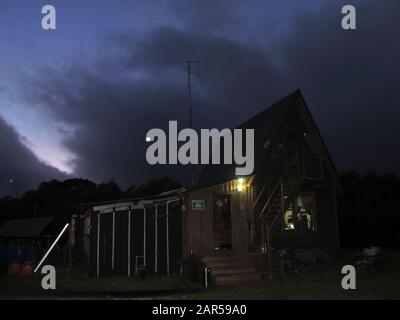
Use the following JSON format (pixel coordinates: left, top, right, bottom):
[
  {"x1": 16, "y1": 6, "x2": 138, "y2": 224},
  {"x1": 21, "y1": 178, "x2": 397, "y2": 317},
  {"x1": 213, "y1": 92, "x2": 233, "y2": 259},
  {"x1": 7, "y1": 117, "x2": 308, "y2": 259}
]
[
  {"x1": 250, "y1": 161, "x2": 299, "y2": 278},
  {"x1": 258, "y1": 173, "x2": 297, "y2": 234}
]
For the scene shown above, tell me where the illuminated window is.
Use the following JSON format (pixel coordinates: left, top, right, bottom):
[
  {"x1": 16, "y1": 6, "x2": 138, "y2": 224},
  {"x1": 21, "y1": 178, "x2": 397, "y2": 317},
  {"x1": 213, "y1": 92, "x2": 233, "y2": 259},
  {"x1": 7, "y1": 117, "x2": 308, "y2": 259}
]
[
  {"x1": 283, "y1": 204, "x2": 295, "y2": 230},
  {"x1": 296, "y1": 194, "x2": 315, "y2": 231},
  {"x1": 283, "y1": 193, "x2": 316, "y2": 232}
]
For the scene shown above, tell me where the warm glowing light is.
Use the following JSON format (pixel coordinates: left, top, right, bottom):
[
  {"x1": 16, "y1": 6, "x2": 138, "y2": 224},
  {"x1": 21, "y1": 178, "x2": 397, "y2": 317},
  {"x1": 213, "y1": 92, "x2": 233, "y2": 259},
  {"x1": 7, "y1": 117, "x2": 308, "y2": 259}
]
[{"x1": 236, "y1": 177, "x2": 245, "y2": 192}]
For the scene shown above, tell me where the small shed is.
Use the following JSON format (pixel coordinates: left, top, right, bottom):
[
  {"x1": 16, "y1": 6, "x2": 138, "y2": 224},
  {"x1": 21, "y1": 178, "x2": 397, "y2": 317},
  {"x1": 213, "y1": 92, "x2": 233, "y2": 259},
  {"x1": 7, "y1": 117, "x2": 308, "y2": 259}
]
[
  {"x1": 0, "y1": 217, "x2": 54, "y2": 243},
  {"x1": 0, "y1": 217, "x2": 64, "y2": 272},
  {"x1": 87, "y1": 189, "x2": 184, "y2": 278}
]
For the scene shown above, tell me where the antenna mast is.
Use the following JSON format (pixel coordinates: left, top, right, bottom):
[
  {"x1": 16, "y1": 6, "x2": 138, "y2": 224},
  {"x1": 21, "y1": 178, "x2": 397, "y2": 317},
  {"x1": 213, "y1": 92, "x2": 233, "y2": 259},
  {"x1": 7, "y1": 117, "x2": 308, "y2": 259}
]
[{"x1": 187, "y1": 59, "x2": 200, "y2": 186}]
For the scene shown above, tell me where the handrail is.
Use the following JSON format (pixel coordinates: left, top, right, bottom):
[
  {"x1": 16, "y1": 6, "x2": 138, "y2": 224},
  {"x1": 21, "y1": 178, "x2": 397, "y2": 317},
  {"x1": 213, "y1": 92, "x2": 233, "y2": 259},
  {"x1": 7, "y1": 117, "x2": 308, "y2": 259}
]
[
  {"x1": 269, "y1": 183, "x2": 297, "y2": 230},
  {"x1": 257, "y1": 157, "x2": 297, "y2": 219},
  {"x1": 258, "y1": 174, "x2": 283, "y2": 218},
  {"x1": 248, "y1": 184, "x2": 266, "y2": 217}
]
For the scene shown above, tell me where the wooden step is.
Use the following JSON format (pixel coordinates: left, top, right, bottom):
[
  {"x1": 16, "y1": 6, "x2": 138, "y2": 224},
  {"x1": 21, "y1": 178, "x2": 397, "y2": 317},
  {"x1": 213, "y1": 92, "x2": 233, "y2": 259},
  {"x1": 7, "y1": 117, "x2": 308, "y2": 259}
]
[
  {"x1": 205, "y1": 260, "x2": 255, "y2": 268},
  {"x1": 210, "y1": 266, "x2": 257, "y2": 276},
  {"x1": 213, "y1": 272, "x2": 262, "y2": 286},
  {"x1": 201, "y1": 254, "x2": 261, "y2": 286},
  {"x1": 203, "y1": 260, "x2": 255, "y2": 268},
  {"x1": 202, "y1": 254, "x2": 256, "y2": 263}
]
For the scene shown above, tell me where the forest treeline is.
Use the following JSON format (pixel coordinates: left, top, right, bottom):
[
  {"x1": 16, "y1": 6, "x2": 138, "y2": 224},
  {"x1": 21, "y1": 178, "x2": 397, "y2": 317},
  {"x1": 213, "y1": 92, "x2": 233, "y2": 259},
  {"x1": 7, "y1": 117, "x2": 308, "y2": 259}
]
[{"x1": 0, "y1": 176, "x2": 181, "y2": 223}]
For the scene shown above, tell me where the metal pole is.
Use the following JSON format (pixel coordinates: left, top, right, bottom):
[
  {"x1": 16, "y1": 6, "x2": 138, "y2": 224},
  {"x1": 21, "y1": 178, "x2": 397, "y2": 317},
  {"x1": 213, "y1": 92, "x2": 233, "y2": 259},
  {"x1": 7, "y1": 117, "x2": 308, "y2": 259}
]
[
  {"x1": 154, "y1": 204, "x2": 158, "y2": 275},
  {"x1": 187, "y1": 61, "x2": 193, "y2": 129},
  {"x1": 166, "y1": 202, "x2": 170, "y2": 276},
  {"x1": 97, "y1": 213, "x2": 100, "y2": 278},
  {"x1": 265, "y1": 221, "x2": 273, "y2": 279},
  {"x1": 187, "y1": 59, "x2": 199, "y2": 186},
  {"x1": 166, "y1": 199, "x2": 180, "y2": 276},
  {"x1": 112, "y1": 209, "x2": 115, "y2": 271},
  {"x1": 204, "y1": 267, "x2": 209, "y2": 288},
  {"x1": 143, "y1": 207, "x2": 146, "y2": 267},
  {"x1": 128, "y1": 207, "x2": 131, "y2": 277}
]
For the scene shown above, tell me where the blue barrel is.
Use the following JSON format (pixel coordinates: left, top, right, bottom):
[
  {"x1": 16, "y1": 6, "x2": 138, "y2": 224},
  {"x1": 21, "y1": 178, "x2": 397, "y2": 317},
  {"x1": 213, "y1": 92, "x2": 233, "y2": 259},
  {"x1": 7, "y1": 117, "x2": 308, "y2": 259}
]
[
  {"x1": 6, "y1": 245, "x2": 24, "y2": 262},
  {"x1": 16, "y1": 245, "x2": 23, "y2": 261}
]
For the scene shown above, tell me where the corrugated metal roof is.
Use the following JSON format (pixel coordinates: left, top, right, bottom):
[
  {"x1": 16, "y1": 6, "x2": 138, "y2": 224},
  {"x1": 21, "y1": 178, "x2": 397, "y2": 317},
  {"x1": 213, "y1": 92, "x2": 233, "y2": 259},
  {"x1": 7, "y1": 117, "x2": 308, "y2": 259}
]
[
  {"x1": 0, "y1": 217, "x2": 53, "y2": 238},
  {"x1": 84, "y1": 187, "x2": 186, "y2": 209}
]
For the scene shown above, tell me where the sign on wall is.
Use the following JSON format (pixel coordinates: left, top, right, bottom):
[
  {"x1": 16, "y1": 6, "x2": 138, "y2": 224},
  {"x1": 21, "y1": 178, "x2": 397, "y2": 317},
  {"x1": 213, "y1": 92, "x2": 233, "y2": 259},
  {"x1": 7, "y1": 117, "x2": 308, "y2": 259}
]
[{"x1": 192, "y1": 200, "x2": 205, "y2": 211}]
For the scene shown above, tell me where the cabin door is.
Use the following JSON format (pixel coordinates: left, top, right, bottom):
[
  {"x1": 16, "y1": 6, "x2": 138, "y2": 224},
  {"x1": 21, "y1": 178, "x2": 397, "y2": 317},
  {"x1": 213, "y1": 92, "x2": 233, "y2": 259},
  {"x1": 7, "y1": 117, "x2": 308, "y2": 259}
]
[{"x1": 212, "y1": 195, "x2": 232, "y2": 250}]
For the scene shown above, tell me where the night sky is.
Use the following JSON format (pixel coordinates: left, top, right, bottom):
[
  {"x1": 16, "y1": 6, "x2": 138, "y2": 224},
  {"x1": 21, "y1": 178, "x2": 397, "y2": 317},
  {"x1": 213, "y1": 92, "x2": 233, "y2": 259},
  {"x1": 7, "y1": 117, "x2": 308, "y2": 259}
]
[{"x1": 0, "y1": 0, "x2": 399, "y2": 196}]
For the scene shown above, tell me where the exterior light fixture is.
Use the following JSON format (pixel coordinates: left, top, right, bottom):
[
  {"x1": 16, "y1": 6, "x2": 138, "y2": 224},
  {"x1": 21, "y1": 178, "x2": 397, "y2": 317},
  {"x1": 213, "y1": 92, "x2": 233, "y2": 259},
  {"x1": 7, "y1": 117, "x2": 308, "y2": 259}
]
[{"x1": 236, "y1": 177, "x2": 245, "y2": 192}]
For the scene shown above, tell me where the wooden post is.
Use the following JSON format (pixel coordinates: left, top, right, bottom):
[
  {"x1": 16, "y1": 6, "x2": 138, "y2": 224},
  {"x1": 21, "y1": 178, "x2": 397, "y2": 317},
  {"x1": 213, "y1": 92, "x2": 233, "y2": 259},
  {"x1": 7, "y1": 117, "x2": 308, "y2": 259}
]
[
  {"x1": 265, "y1": 221, "x2": 273, "y2": 279},
  {"x1": 260, "y1": 216, "x2": 265, "y2": 252},
  {"x1": 68, "y1": 225, "x2": 72, "y2": 273}
]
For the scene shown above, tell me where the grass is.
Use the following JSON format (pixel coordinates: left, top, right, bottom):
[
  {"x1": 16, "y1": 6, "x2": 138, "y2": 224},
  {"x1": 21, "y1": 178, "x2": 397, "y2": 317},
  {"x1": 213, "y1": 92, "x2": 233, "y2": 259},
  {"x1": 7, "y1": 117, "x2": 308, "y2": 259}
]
[
  {"x1": 170, "y1": 249, "x2": 400, "y2": 300},
  {"x1": 0, "y1": 262, "x2": 202, "y2": 299},
  {"x1": 1, "y1": 250, "x2": 400, "y2": 299}
]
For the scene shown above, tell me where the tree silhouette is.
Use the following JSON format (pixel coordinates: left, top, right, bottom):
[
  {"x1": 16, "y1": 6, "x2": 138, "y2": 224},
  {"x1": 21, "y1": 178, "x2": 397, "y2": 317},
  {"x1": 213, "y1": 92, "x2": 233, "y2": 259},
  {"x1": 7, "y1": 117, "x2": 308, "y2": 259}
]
[{"x1": 0, "y1": 176, "x2": 181, "y2": 224}]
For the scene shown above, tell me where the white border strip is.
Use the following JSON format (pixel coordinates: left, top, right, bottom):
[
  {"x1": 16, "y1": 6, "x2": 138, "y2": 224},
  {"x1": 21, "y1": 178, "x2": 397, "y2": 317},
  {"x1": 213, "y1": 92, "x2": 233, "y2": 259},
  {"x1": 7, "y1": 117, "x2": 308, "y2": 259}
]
[{"x1": 34, "y1": 223, "x2": 70, "y2": 273}]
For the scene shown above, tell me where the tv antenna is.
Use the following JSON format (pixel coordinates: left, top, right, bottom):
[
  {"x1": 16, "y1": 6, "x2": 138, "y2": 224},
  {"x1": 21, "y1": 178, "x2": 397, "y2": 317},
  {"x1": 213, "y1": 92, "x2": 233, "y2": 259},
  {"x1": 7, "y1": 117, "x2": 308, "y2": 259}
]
[
  {"x1": 187, "y1": 59, "x2": 199, "y2": 129},
  {"x1": 187, "y1": 58, "x2": 200, "y2": 186}
]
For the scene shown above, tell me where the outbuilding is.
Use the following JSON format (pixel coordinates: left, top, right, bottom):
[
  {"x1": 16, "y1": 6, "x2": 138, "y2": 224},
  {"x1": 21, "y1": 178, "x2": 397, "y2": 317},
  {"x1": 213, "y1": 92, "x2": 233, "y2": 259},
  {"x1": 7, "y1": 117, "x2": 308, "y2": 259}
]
[{"x1": 85, "y1": 189, "x2": 184, "y2": 278}]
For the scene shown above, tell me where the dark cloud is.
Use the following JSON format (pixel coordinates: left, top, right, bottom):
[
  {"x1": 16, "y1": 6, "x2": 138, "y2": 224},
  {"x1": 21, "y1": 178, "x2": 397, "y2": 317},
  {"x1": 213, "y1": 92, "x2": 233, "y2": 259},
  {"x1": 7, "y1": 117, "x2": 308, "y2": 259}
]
[
  {"x1": 0, "y1": 116, "x2": 65, "y2": 197},
  {"x1": 21, "y1": 0, "x2": 400, "y2": 189},
  {"x1": 23, "y1": 26, "x2": 290, "y2": 188},
  {"x1": 274, "y1": 0, "x2": 400, "y2": 173}
]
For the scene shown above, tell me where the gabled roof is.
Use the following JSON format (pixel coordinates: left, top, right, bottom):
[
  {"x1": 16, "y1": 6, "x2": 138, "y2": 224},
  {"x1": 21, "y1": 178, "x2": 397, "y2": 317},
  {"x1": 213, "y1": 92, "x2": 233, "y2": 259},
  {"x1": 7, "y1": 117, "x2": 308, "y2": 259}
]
[
  {"x1": 0, "y1": 217, "x2": 53, "y2": 238},
  {"x1": 197, "y1": 89, "x2": 341, "y2": 190}
]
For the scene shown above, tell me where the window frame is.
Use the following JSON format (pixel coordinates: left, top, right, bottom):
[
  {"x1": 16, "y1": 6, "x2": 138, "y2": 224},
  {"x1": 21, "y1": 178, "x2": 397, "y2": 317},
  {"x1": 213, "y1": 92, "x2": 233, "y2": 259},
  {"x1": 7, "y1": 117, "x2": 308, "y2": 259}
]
[{"x1": 282, "y1": 191, "x2": 317, "y2": 234}]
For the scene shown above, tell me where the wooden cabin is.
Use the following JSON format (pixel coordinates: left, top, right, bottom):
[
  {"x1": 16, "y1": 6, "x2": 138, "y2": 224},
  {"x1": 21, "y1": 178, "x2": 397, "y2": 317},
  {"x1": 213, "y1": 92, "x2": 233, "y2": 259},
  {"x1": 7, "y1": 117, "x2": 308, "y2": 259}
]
[
  {"x1": 85, "y1": 89, "x2": 341, "y2": 285},
  {"x1": 182, "y1": 89, "x2": 341, "y2": 285}
]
